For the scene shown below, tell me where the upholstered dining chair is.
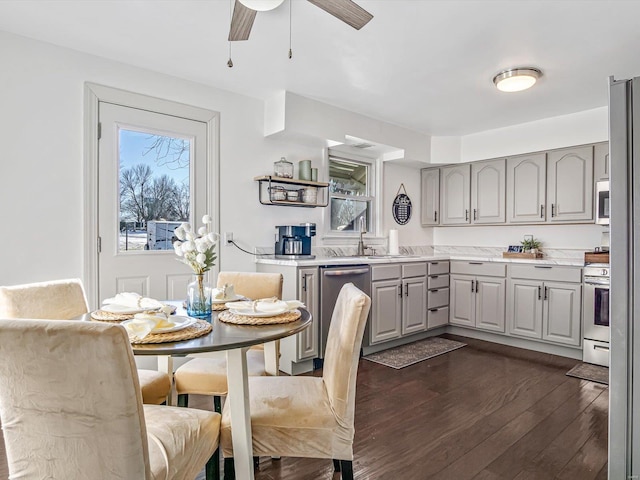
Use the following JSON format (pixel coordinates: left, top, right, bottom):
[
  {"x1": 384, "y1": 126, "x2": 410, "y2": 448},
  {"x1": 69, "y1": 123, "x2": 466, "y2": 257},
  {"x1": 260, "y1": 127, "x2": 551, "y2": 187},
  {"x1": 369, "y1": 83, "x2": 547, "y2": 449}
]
[
  {"x1": 174, "y1": 271, "x2": 284, "y2": 413},
  {"x1": 0, "y1": 278, "x2": 172, "y2": 405},
  {"x1": 0, "y1": 318, "x2": 221, "y2": 480},
  {"x1": 220, "y1": 282, "x2": 371, "y2": 480}
]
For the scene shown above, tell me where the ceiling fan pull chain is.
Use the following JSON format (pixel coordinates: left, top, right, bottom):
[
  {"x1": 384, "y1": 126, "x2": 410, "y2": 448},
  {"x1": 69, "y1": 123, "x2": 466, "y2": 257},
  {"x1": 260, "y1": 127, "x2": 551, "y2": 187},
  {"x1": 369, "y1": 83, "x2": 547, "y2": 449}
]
[
  {"x1": 227, "y1": 0, "x2": 234, "y2": 67},
  {"x1": 288, "y1": 0, "x2": 293, "y2": 59}
]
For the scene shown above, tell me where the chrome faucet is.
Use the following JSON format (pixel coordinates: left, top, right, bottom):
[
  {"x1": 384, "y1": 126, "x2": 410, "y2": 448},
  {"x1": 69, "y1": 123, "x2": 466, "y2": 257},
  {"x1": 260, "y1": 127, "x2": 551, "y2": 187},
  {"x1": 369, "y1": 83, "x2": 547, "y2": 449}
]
[{"x1": 356, "y1": 217, "x2": 368, "y2": 256}]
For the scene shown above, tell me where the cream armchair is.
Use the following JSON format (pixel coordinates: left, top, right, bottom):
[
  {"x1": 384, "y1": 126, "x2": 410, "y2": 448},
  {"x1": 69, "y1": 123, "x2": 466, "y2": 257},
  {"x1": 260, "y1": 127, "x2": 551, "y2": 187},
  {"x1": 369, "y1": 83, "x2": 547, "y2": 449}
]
[
  {"x1": 0, "y1": 278, "x2": 171, "y2": 405},
  {"x1": 174, "y1": 272, "x2": 283, "y2": 413},
  {"x1": 0, "y1": 318, "x2": 221, "y2": 480},
  {"x1": 220, "y1": 282, "x2": 371, "y2": 480}
]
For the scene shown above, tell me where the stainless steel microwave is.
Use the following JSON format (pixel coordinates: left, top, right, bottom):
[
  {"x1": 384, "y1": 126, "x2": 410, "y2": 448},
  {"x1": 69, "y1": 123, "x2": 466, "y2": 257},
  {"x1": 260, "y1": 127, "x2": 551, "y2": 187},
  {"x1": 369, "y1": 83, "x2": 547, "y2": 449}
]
[{"x1": 596, "y1": 180, "x2": 610, "y2": 225}]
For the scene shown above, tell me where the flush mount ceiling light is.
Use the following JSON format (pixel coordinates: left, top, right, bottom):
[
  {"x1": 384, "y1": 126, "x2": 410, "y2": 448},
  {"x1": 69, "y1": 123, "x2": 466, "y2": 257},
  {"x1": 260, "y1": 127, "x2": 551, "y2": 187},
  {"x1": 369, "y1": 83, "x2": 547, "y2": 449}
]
[
  {"x1": 238, "y1": 0, "x2": 285, "y2": 11},
  {"x1": 493, "y1": 68, "x2": 542, "y2": 93}
]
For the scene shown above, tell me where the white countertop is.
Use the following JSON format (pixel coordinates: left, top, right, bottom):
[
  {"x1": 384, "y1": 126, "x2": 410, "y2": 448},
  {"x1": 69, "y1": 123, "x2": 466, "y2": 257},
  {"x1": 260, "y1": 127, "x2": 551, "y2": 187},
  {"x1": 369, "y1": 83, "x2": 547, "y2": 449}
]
[{"x1": 255, "y1": 254, "x2": 585, "y2": 268}]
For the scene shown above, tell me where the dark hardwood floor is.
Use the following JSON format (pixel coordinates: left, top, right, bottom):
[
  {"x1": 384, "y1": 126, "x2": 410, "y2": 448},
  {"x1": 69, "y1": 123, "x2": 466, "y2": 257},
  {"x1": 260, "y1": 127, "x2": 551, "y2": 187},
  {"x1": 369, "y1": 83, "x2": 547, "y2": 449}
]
[{"x1": 0, "y1": 334, "x2": 608, "y2": 479}]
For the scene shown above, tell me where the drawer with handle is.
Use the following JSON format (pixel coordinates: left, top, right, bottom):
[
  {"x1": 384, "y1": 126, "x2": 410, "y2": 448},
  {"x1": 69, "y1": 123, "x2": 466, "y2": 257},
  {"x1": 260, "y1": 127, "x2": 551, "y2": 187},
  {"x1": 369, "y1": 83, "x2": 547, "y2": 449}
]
[
  {"x1": 427, "y1": 306, "x2": 449, "y2": 329},
  {"x1": 428, "y1": 288, "x2": 449, "y2": 308},
  {"x1": 450, "y1": 261, "x2": 506, "y2": 277},
  {"x1": 428, "y1": 261, "x2": 449, "y2": 275},
  {"x1": 428, "y1": 274, "x2": 450, "y2": 290}
]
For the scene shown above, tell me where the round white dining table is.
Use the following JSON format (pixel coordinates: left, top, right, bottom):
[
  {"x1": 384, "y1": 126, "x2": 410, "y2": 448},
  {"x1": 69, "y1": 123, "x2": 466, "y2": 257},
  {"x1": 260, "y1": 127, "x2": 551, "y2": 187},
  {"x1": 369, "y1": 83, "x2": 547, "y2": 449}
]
[{"x1": 86, "y1": 303, "x2": 312, "y2": 480}]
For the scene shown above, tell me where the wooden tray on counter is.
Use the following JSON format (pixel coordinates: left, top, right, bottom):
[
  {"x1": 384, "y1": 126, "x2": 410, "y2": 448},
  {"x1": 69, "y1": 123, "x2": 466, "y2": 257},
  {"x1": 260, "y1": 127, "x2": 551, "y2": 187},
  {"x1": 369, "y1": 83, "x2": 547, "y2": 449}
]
[
  {"x1": 584, "y1": 251, "x2": 609, "y2": 264},
  {"x1": 502, "y1": 252, "x2": 544, "y2": 259}
]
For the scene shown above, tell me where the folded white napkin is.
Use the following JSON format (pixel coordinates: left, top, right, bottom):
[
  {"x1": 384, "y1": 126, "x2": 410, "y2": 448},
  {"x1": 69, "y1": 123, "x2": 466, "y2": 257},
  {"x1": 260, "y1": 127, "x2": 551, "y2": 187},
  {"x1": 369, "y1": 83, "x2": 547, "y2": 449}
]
[
  {"x1": 103, "y1": 292, "x2": 163, "y2": 310},
  {"x1": 212, "y1": 284, "x2": 235, "y2": 300},
  {"x1": 230, "y1": 299, "x2": 305, "y2": 313},
  {"x1": 123, "y1": 312, "x2": 174, "y2": 340}
]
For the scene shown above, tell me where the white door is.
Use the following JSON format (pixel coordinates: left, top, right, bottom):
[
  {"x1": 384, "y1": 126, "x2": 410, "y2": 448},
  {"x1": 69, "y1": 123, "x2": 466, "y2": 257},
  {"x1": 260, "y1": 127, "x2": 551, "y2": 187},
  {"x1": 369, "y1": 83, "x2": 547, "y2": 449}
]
[{"x1": 98, "y1": 102, "x2": 209, "y2": 302}]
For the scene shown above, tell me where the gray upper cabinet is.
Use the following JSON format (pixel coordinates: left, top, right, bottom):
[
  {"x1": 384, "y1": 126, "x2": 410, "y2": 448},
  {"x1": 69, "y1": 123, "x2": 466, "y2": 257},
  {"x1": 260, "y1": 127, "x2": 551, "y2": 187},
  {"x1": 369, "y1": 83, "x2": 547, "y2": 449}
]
[
  {"x1": 441, "y1": 164, "x2": 471, "y2": 225},
  {"x1": 471, "y1": 159, "x2": 506, "y2": 224},
  {"x1": 420, "y1": 167, "x2": 440, "y2": 226},
  {"x1": 506, "y1": 153, "x2": 547, "y2": 224},
  {"x1": 593, "y1": 141, "x2": 609, "y2": 181},
  {"x1": 547, "y1": 145, "x2": 594, "y2": 222}
]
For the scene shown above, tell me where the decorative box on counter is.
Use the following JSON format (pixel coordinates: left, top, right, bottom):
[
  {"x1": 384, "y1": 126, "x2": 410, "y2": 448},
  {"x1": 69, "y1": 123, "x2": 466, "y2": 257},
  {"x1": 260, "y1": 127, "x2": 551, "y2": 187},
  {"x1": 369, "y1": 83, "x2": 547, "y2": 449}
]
[{"x1": 502, "y1": 251, "x2": 544, "y2": 259}]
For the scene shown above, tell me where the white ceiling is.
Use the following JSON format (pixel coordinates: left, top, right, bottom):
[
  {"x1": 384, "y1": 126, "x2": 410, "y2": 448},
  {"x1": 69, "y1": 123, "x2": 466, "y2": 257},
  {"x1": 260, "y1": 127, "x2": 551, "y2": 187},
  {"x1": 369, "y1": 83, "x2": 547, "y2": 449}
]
[{"x1": 1, "y1": 0, "x2": 640, "y2": 136}]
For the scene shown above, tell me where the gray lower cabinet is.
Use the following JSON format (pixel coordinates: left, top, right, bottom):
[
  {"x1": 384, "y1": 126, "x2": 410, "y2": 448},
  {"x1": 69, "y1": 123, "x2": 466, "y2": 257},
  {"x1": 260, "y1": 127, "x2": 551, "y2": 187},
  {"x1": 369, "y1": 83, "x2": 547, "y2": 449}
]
[
  {"x1": 370, "y1": 263, "x2": 428, "y2": 345},
  {"x1": 427, "y1": 260, "x2": 450, "y2": 329},
  {"x1": 256, "y1": 264, "x2": 319, "y2": 375},
  {"x1": 449, "y1": 261, "x2": 506, "y2": 333},
  {"x1": 507, "y1": 265, "x2": 582, "y2": 347}
]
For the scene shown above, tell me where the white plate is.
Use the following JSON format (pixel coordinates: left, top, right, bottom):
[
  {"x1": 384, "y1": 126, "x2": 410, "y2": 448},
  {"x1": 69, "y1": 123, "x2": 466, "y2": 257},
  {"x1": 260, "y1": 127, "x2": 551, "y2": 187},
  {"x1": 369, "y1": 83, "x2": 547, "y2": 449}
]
[
  {"x1": 229, "y1": 307, "x2": 292, "y2": 318},
  {"x1": 122, "y1": 316, "x2": 195, "y2": 334},
  {"x1": 211, "y1": 294, "x2": 244, "y2": 304}
]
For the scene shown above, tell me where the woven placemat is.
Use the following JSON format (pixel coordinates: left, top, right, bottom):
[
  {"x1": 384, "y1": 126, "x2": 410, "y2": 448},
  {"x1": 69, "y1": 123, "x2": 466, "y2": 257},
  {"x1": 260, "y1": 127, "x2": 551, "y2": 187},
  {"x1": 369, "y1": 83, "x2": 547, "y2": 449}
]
[
  {"x1": 91, "y1": 310, "x2": 134, "y2": 322},
  {"x1": 129, "y1": 319, "x2": 212, "y2": 344},
  {"x1": 218, "y1": 309, "x2": 301, "y2": 325}
]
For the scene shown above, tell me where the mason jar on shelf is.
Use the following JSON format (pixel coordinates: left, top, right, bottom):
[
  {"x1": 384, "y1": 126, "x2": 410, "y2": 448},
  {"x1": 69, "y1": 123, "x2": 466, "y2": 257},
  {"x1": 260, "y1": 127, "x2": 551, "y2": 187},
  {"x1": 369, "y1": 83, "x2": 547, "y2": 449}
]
[{"x1": 274, "y1": 157, "x2": 293, "y2": 178}]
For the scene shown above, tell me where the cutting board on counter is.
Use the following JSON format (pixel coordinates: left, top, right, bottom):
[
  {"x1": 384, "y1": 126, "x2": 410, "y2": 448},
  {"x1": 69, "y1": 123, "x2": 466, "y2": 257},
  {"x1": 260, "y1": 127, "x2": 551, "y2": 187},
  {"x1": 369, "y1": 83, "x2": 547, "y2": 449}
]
[{"x1": 584, "y1": 251, "x2": 609, "y2": 264}]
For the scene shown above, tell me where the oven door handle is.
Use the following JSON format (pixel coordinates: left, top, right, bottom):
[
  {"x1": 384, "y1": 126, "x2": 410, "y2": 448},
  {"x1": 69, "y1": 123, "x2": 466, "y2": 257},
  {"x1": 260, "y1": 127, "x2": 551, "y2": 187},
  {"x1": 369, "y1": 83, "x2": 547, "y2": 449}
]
[{"x1": 585, "y1": 280, "x2": 610, "y2": 287}]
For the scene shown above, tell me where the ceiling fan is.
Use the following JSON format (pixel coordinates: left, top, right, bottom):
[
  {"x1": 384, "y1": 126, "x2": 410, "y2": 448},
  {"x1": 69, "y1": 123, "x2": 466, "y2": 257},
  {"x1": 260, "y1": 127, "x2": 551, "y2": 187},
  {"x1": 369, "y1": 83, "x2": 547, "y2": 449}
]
[{"x1": 228, "y1": 0, "x2": 373, "y2": 41}]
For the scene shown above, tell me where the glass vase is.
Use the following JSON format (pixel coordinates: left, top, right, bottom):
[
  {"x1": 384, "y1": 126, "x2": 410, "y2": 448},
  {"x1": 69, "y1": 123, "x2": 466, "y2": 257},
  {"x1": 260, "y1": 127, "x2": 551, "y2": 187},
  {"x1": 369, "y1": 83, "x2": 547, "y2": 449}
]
[{"x1": 186, "y1": 273, "x2": 212, "y2": 320}]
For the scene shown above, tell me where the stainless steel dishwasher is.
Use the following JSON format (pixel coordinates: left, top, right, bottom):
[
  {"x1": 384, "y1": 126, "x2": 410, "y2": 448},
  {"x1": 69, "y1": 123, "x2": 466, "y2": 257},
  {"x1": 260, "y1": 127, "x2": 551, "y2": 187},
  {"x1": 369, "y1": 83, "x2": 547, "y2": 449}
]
[{"x1": 318, "y1": 264, "x2": 371, "y2": 360}]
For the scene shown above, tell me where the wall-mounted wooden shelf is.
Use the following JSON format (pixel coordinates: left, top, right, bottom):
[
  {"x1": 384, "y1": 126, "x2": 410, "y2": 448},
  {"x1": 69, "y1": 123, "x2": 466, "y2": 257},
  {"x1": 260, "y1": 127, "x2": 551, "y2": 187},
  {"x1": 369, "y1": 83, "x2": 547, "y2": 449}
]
[{"x1": 254, "y1": 175, "x2": 329, "y2": 208}]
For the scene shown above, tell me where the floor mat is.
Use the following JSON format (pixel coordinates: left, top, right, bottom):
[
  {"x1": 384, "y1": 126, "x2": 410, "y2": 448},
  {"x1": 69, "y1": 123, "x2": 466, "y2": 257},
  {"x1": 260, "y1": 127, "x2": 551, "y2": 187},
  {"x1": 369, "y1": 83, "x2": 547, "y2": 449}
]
[
  {"x1": 566, "y1": 362, "x2": 609, "y2": 385},
  {"x1": 364, "y1": 337, "x2": 466, "y2": 369}
]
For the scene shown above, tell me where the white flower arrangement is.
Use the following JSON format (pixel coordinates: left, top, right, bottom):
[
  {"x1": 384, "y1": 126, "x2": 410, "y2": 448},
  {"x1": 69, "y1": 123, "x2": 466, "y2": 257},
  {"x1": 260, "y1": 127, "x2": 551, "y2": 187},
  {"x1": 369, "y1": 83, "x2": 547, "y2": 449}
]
[{"x1": 173, "y1": 215, "x2": 218, "y2": 275}]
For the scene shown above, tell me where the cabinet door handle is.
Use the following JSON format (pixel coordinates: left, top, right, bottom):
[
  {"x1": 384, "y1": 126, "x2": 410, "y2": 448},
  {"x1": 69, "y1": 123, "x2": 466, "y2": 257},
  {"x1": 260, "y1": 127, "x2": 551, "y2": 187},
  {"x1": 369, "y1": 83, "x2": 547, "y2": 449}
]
[
  {"x1": 473, "y1": 208, "x2": 477, "y2": 221},
  {"x1": 405, "y1": 284, "x2": 409, "y2": 297},
  {"x1": 434, "y1": 211, "x2": 438, "y2": 223},
  {"x1": 551, "y1": 204, "x2": 555, "y2": 217},
  {"x1": 544, "y1": 286, "x2": 548, "y2": 300},
  {"x1": 465, "y1": 209, "x2": 469, "y2": 221},
  {"x1": 398, "y1": 285, "x2": 403, "y2": 297},
  {"x1": 540, "y1": 204, "x2": 544, "y2": 218},
  {"x1": 471, "y1": 280, "x2": 475, "y2": 293},
  {"x1": 538, "y1": 286, "x2": 541, "y2": 300},
  {"x1": 302, "y1": 274, "x2": 307, "y2": 292}
]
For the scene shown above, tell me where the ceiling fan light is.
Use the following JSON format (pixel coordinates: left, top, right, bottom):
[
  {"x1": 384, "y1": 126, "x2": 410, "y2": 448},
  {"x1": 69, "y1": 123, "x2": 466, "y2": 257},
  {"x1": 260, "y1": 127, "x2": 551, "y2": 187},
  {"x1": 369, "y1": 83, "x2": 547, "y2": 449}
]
[
  {"x1": 239, "y1": 0, "x2": 285, "y2": 11},
  {"x1": 493, "y1": 68, "x2": 542, "y2": 92}
]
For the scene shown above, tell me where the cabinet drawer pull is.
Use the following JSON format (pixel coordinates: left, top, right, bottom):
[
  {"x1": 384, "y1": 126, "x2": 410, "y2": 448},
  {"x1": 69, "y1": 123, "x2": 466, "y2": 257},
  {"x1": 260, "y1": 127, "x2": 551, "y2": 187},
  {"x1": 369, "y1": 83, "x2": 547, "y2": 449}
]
[
  {"x1": 431, "y1": 262, "x2": 439, "y2": 265},
  {"x1": 429, "y1": 308, "x2": 439, "y2": 312},
  {"x1": 534, "y1": 265, "x2": 552, "y2": 269},
  {"x1": 594, "y1": 345, "x2": 609, "y2": 352},
  {"x1": 469, "y1": 262, "x2": 484, "y2": 265}
]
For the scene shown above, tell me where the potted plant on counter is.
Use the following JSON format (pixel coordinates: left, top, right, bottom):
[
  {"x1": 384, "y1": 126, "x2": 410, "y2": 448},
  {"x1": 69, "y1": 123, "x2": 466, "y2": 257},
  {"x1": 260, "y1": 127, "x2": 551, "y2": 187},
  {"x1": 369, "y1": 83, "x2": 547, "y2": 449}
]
[{"x1": 521, "y1": 236, "x2": 542, "y2": 256}]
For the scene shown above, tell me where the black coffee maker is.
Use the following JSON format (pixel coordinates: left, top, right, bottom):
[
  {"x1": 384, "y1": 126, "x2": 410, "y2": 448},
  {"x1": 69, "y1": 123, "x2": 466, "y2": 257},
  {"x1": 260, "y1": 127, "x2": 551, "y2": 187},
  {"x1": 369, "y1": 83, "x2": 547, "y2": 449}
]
[{"x1": 275, "y1": 223, "x2": 316, "y2": 259}]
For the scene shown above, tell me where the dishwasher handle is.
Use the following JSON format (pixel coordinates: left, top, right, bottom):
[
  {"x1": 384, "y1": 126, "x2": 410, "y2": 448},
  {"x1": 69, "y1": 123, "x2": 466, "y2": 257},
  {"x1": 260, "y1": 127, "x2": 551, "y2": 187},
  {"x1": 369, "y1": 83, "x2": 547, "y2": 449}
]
[{"x1": 323, "y1": 267, "x2": 370, "y2": 276}]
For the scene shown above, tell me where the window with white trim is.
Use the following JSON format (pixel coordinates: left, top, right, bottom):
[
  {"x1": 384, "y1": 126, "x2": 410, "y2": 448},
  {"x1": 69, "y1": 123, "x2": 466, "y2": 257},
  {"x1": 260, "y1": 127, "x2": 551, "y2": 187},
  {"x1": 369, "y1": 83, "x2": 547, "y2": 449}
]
[{"x1": 327, "y1": 152, "x2": 376, "y2": 235}]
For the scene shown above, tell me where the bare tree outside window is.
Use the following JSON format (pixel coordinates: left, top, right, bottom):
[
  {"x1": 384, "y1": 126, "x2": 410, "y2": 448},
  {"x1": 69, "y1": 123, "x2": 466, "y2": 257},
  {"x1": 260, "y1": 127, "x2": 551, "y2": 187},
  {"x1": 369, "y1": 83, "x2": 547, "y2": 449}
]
[{"x1": 118, "y1": 130, "x2": 191, "y2": 251}]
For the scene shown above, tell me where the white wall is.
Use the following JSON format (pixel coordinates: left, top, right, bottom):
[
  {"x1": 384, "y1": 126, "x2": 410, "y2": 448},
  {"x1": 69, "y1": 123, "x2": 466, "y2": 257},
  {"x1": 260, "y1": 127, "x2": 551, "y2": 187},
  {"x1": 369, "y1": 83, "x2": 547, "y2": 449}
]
[
  {"x1": 384, "y1": 163, "x2": 433, "y2": 247},
  {"x1": 0, "y1": 31, "x2": 432, "y2": 290},
  {"x1": 431, "y1": 107, "x2": 608, "y2": 164}
]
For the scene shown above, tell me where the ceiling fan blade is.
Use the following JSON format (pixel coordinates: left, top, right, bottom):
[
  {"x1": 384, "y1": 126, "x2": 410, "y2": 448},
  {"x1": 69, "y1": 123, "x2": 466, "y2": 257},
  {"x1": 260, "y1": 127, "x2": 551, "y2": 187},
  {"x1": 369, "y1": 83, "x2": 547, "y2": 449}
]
[
  {"x1": 228, "y1": 0, "x2": 257, "y2": 41},
  {"x1": 307, "y1": 0, "x2": 373, "y2": 30}
]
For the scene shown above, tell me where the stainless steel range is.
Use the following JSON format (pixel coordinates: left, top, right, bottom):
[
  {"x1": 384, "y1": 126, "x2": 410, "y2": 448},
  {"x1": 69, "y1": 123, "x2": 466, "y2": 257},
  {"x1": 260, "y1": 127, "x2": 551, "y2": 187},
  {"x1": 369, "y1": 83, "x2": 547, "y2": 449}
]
[{"x1": 582, "y1": 263, "x2": 610, "y2": 367}]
